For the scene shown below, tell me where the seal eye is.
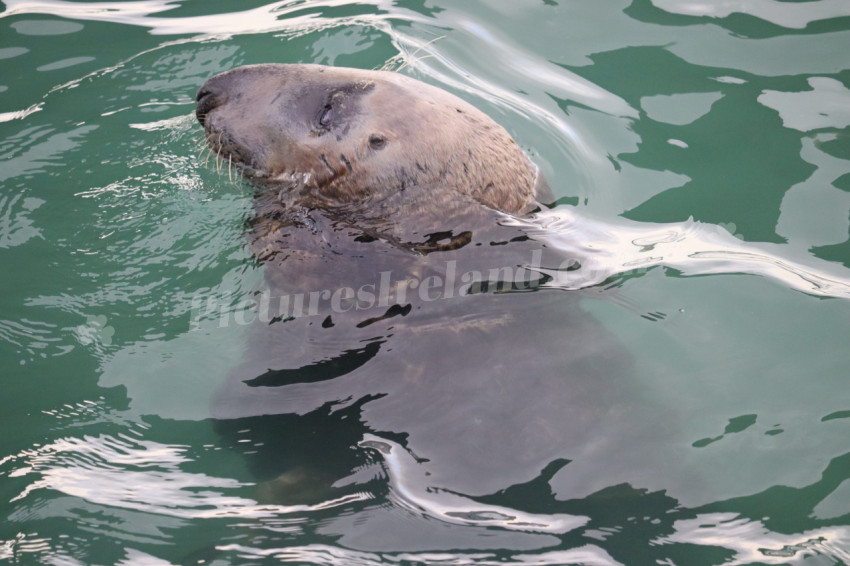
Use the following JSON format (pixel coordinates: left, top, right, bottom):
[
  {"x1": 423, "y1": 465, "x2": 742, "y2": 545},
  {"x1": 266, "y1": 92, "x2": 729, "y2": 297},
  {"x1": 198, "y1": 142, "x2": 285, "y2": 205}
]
[
  {"x1": 369, "y1": 134, "x2": 387, "y2": 150},
  {"x1": 318, "y1": 105, "x2": 333, "y2": 128}
]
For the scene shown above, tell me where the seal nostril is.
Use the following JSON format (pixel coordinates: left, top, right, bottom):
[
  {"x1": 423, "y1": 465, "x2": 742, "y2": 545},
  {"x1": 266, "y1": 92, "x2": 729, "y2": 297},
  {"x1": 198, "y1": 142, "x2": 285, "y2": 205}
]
[{"x1": 195, "y1": 88, "x2": 223, "y2": 127}]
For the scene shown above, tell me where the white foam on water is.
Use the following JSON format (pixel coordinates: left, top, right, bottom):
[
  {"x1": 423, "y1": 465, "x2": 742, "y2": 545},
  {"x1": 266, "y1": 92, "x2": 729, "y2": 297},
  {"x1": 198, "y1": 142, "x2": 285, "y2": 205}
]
[{"x1": 502, "y1": 206, "x2": 850, "y2": 300}]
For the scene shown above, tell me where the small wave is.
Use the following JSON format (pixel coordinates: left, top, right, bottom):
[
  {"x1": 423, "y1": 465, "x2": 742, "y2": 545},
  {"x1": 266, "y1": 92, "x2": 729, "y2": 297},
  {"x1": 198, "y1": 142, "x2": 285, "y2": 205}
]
[
  {"x1": 503, "y1": 206, "x2": 850, "y2": 300},
  {"x1": 651, "y1": 0, "x2": 850, "y2": 30},
  {"x1": 6, "y1": 430, "x2": 368, "y2": 520},
  {"x1": 655, "y1": 513, "x2": 850, "y2": 565},
  {"x1": 359, "y1": 434, "x2": 588, "y2": 535},
  {"x1": 215, "y1": 542, "x2": 623, "y2": 566},
  {"x1": 0, "y1": 0, "x2": 407, "y2": 36}
]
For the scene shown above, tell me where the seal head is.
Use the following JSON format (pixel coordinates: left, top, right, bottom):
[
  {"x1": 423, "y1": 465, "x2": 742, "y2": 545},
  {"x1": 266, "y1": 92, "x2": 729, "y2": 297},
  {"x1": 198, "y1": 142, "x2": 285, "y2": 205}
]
[{"x1": 196, "y1": 64, "x2": 550, "y2": 220}]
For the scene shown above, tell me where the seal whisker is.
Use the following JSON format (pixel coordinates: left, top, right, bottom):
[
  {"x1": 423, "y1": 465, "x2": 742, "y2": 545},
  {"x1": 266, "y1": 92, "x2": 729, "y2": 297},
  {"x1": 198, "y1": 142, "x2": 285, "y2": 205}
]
[
  {"x1": 195, "y1": 137, "x2": 207, "y2": 164},
  {"x1": 200, "y1": 135, "x2": 215, "y2": 167},
  {"x1": 195, "y1": 133, "x2": 211, "y2": 162},
  {"x1": 204, "y1": 143, "x2": 213, "y2": 167},
  {"x1": 375, "y1": 35, "x2": 444, "y2": 78},
  {"x1": 376, "y1": 54, "x2": 404, "y2": 74},
  {"x1": 201, "y1": 141, "x2": 214, "y2": 162},
  {"x1": 409, "y1": 34, "x2": 444, "y2": 57},
  {"x1": 399, "y1": 54, "x2": 435, "y2": 72},
  {"x1": 216, "y1": 132, "x2": 224, "y2": 174}
]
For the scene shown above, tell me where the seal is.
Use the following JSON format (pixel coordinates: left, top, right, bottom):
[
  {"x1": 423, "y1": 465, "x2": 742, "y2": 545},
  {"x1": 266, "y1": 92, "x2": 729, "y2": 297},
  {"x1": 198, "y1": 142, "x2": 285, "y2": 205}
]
[{"x1": 194, "y1": 64, "x2": 628, "y2": 506}]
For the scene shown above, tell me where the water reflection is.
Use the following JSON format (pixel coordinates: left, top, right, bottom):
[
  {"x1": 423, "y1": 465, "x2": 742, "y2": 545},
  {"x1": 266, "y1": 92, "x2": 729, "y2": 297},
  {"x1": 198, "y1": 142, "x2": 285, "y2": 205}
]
[
  {"x1": 0, "y1": 0, "x2": 411, "y2": 36},
  {"x1": 2, "y1": 0, "x2": 850, "y2": 563},
  {"x1": 505, "y1": 206, "x2": 850, "y2": 299},
  {"x1": 360, "y1": 435, "x2": 587, "y2": 534},
  {"x1": 658, "y1": 514, "x2": 850, "y2": 565},
  {"x1": 6, "y1": 429, "x2": 262, "y2": 519},
  {"x1": 651, "y1": 0, "x2": 850, "y2": 29},
  {"x1": 213, "y1": 543, "x2": 624, "y2": 565}
]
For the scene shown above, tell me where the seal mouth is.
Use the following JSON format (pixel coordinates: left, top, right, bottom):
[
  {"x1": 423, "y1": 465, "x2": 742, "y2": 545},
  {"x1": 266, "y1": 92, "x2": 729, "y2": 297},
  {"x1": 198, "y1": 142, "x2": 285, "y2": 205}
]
[
  {"x1": 202, "y1": 122, "x2": 314, "y2": 197},
  {"x1": 203, "y1": 123, "x2": 266, "y2": 178}
]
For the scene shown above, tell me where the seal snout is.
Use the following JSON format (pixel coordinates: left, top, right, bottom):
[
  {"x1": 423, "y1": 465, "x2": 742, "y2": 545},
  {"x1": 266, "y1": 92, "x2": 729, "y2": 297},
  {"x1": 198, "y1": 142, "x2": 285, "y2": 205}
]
[{"x1": 196, "y1": 66, "x2": 276, "y2": 126}]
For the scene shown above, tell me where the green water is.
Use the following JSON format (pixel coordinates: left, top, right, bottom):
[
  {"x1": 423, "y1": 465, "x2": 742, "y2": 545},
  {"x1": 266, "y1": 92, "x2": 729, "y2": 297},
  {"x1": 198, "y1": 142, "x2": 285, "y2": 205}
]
[{"x1": 2, "y1": 1, "x2": 850, "y2": 564}]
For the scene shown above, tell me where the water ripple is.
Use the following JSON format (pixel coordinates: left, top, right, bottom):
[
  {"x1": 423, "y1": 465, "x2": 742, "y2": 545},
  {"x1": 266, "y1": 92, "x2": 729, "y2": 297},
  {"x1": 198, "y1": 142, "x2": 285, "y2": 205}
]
[
  {"x1": 360, "y1": 434, "x2": 588, "y2": 535},
  {"x1": 503, "y1": 207, "x2": 850, "y2": 299},
  {"x1": 0, "y1": 0, "x2": 410, "y2": 36},
  {"x1": 6, "y1": 430, "x2": 369, "y2": 520},
  {"x1": 656, "y1": 513, "x2": 850, "y2": 565},
  {"x1": 652, "y1": 0, "x2": 850, "y2": 29},
  {"x1": 215, "y1": 543, "x2": 624, "y2": 566}
]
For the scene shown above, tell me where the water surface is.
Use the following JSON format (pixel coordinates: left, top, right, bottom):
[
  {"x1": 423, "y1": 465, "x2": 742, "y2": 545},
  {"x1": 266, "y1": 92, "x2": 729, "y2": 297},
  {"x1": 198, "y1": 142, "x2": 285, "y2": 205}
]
[{"x1": 2, "y1": 1, "x2": 850, "y2": 564}]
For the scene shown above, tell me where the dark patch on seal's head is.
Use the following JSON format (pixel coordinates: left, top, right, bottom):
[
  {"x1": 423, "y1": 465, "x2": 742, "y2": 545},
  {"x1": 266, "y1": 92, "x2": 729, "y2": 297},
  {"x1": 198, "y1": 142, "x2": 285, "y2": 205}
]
[{"x1": 196, "y1": 64, "x2": 548, "y2": 217}]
